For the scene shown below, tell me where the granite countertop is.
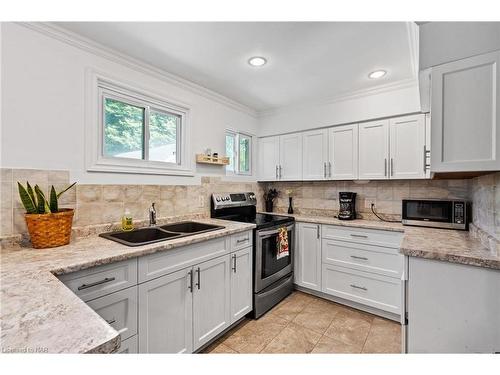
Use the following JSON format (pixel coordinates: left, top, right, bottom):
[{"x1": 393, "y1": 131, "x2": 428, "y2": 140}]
[
  {"x1": 0, "y1": 218, "x2": 255, "y2": 354},
  {"x1": 270, "y1": 213, "x2": 500, "y2": 271}
]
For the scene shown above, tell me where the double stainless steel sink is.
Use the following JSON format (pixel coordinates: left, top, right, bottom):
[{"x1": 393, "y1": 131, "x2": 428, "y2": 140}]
[{"x1": 99, "y1": 221, "x2": 225, "y2": 247}]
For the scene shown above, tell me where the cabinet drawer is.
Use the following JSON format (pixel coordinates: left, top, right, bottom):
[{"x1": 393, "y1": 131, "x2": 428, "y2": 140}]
[
  {"x1": 138, "y1": 237, "x2": 229, "y2": 283},
  {"x1": 117, "y1": 335, "x2": 138, "y2": 354},
  {"x1": 322, "y1": 225, "x2": 403, "y2": 248},
  {"x1": 322, "y1": 239, "x2": 403, "y2": 278},
  {"x1": 87, "y1": 286, "x2": 138, "y2": 340},
  {"x1": 322, "y1": 264, "x2": 401, "y2": 315},
  {"x1": 231, "y1": 230, "x2": 253, "y2": 251},
  {"x1": 59, "y1": 259, "x2": 137, "y2": 302}
]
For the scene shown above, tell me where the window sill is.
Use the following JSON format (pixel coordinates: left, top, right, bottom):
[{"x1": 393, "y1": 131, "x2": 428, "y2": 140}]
[{"x1": 87, "y1": 158, "x2": 194, "y2": 176}]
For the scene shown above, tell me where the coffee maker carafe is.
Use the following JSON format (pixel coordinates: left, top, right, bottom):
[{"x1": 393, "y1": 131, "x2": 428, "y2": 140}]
[{"x1": 338, "y1": 192, "x2": 356, "y2": 220}]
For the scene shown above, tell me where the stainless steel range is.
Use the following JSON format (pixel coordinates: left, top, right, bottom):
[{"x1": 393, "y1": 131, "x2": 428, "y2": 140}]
[{"x1": 211, "y1": 192, "x2": 295, "y2": 318}]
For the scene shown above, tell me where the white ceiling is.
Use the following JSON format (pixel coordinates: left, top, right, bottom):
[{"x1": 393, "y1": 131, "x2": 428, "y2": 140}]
[{"x1": 56, "y1": 22, "x2": 417, "y2": 113}]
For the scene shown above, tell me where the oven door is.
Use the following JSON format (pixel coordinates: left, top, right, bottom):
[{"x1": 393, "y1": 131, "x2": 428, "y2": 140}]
[
  {"x1": 402, "y1": 200, "x2": 453, "y2": 226},
  {"x1": 255, "y1": 223, "x2": 294, "y2": 292}
]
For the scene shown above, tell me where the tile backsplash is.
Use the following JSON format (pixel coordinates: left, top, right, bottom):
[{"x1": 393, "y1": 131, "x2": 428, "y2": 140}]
[
  {"x1": 261, "y1": 179, "x2": 472, "y2": 221},
  {"x1": 471, "y1": 172, "x2": 500, "y2": 241},
  {"x1": 0, "y1": 168, "x2": 263, "y2": 237}
]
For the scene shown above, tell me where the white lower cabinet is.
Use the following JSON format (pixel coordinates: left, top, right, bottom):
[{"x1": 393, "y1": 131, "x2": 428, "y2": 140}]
[
  {"x1": 192, "y1": 255, "x2": 231, "y2": 351},
  {"x1": 230, "y1": 247, "x2": 253, "y2": 323},
  {"x1": 295, "y1": 222, "x2": 404, "y2": 320},
  {"x1": 117, "y1": 335, "x2": 138, "y2": 354},
  {"x1": 138, "y1": 267, "x2": 193, "y2": 354},
  {"x1": 295, "y1": 223, "x2": 321, "y2": 291}
]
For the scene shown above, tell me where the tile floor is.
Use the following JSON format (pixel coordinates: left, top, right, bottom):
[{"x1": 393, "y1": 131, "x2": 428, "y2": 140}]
[{"x1": 203, "y1": 291, "x2": 402, "y2": 354}]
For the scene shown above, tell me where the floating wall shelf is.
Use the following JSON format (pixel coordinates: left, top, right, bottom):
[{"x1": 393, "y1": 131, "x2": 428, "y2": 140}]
[{"x1": 196, "y1": 154, "x2": 230, "y2": 166}]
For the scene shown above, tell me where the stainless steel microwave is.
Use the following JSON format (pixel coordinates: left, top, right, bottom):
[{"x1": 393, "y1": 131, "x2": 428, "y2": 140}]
[{"x1": 402, "y1": 199, "x2": 470, "y2": 230}]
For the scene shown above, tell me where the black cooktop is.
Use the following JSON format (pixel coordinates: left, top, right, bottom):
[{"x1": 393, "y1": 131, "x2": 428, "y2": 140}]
[{"x1": 218, "y1": 213, "x2": 294, "y2": 230}]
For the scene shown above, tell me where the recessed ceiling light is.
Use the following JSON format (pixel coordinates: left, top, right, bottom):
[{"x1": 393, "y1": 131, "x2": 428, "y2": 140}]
[
  {"x1": 368, "y1": 70, "x2": 387, "y2": 79},
  {"x1": 248, "y1": 56, "x2": 267, "y2": 67}
]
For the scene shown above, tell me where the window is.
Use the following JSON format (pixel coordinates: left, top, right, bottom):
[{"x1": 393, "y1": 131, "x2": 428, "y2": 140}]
[
  {"x1": 86, "y1": 72, "x2": 192, "y2": 176},
  {"x1": 226, "y1": 130, "x2": 252, "y2": 175}
]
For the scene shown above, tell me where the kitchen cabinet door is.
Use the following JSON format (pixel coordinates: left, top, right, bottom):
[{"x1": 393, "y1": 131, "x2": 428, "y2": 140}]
[
  {"x1": 389, "y1": 114, "x2": 427, "y2": 179},
  {"x1": 295, "y1": 223, "x2": 321, "y2": 291},
  {"x1": 302, "y1": 129, "x2": 328, "y2": 180},
  {"x1": 279, "y1": 133, "x2": 303, "y2": 180},
  {"x1": 431, "y1": 50, "x2": 500, "y2": 172},
  {"x1": 138, "y1": 267, "x2": 193, "y2": 353},
  {"x1": 230, "y1": 247, "x2": 253, "y2": 323},
  {"x1": 358, "y1": 120, "x2": 390, "y2": 180},
  {"x1": 258, "y1": 136, "x2": 280, "y2": 181},
  {"x1": 328, "y1": 124, "x2": 359, "y2": 180},
  {"x1": 192, "y1": 255, "x2": 231, "y2": 350},
  {"x1": 407, "y1": 257, "x2": 500, "y2": 353}
]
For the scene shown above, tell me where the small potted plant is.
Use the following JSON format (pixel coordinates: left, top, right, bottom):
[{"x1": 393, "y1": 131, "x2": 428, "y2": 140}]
[
  {"x1": 17, "y1": 181, "x2": 76, "y2": 249},
  {"x1": 263, "y1": 188, "x2": 278, "y2": 213}
]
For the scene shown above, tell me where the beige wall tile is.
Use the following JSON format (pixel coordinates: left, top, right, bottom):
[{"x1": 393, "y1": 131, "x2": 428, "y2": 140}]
[
  {"x1": 77, "y1": 185, "x2": 102, "y2": 203},
  {"x1": 142, "y1": 185, "x2": 160, "y2": 202},
  {"x1": 123, "y1": 185, "x2": 143, "y2": 202},
  {"x1": 102, "y1": 185, "x2": 125, "y2": 203},
  {"x1": 48, "y1": 170, "x2": 70, "y2": 183},
  {"x1": 1, "y1": 168, "x2": 12, "y2": 182},
  {"x1": 1, "y1": 208, "x2": 13, "y2": 236},
  {"x1": 12, "y1": 208, "x2": 27, "y2": 234},
  {"x1": 101, "y1": 202, "x2": 125, "y2": 224},
  {"x1": 1, "y1": 181, "x2": 13, "y2": 211}
]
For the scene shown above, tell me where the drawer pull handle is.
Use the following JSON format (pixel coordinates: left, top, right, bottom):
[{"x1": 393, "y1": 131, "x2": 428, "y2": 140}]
[
  {"x1": 350, "y1": 234, "x2": 368, "y2": 239},
  {"x1": 188, "y1": 270, "x2": 193, "y2": 292},
  {"x1": 106, "y1": 318, "x2": 116, "y2": 325},
  {"x1": 77, "y1": 277, "x2": 116, "y2": 290},
  {"x1": 196, "y1": 267, "x2": 201, "y2": 289},
  {"x1": 350, "y1": 284, "x2": 368, "y2": 291},
  {"x1": 350, "y1": 255, "x2": 368, "y2": 261},
  {"x1": 236, "y1": 238, "x2": 249, "y2": 244}
]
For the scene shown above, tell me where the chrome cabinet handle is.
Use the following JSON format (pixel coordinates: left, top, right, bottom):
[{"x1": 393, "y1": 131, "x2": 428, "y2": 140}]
[
  {"x1": 78, "y1": 277, "x2": 115, "y2": 290},
  {"x1": 188, "y1": 270, "x2": 193, "y2": 292},
  {"x1": 236, "y1": 237, "x2": 249, "y2": 244},
  {"x1": 350, "y1": 255, "x2": 368, "y2": 261},
  {"x1": 317, "y1": 225, "x2": 320, "y2": 239},
  {"x1": 350, "y1": 234, "x2": 368, "y2": 238},
  {"x1": 350, "y1": 284, "x2": 368, "y2": 291},
  {"x1": 106, "y1": 318, "x2": 116, "y2": 325},
  {"x1": 390, "y1": 158, "x2": 394, "y2": 176},
  {"x1": 196, "y1": 267, "x2": 201, "y2": 289},
  {"x1": 384, "y1": 158, "x2": 387, "y2": 176},
  {"x1": 232, "y1": 254, "x2": 237, "y2": 273},
  {"x1": 423, "y1": 146, "x2": 431, "y2": 172},
  {"x1": 275, "y1": 165, "x2": 278, "y2": 179},
  {"x1": 279, "y1": 165, "x2": 282, "y2": 179},
  {"x1": 328, "y1": 162, "x2": 332, "y2": 177}
]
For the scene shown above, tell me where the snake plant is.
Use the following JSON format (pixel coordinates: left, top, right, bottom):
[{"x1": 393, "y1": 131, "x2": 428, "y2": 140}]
[{"x1": 17, "y1": 181, "x2": 76, "y2": 214}]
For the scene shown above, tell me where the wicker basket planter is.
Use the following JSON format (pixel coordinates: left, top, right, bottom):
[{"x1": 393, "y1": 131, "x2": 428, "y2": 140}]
[{"x1": 25, "y1": 208, "x2": 74, "y2": 249}]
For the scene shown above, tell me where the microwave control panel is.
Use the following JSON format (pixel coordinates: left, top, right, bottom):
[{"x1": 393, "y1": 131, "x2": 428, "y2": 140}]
[{"x1": 453, "y1": 202, "x2": 464, "y2": 224}]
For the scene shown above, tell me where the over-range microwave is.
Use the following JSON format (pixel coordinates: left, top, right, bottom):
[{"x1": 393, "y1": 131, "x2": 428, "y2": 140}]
[{"x1": 402, "y1": 199, "x2": 470, "y2": 230}]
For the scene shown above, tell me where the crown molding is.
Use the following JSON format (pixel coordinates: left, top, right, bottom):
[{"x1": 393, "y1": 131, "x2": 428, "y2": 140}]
[
  {"x1": 17, "y1": 22, "x2": 258, "y2": 118},
  {"x1": 257, "y1": 77, "x2": 418, "y2": 118}
]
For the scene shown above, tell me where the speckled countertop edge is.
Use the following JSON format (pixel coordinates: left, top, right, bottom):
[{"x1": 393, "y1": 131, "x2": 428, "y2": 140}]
[{"x1": 0, "y1": 218, "x2": 255, "y2": 354}]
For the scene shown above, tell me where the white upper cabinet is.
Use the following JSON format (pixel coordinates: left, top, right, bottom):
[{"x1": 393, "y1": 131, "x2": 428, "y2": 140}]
[
  {"x1": 279, "y1": 133, "x2": 303, "y2": 180},
  {"x1": 431, "y1": 50, "x2": 500, "y2": 173},
  {"x1": 358, "y1": 120, "x2": 390, "y2": 180},
  {"x1": 328, "y1": 124, "x2": 359, "y2": 180},
  {"x1": 389, "y1": 115, "x2": 426, "y2": 179},
  {"x1": 302, "y1": 129, "x2": 328, "y2": 180},
  {"x1": 258, "y1": 136, "x2": 280, "y2": 180}
]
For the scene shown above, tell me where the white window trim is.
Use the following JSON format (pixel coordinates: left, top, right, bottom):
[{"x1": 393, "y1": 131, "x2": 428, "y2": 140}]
[
  {"x1": 225, "y1": 129, "x2": 253, "y2": 176},
  {"x1": 85, "y1": 69, "x2": 193, "y2": 176}
]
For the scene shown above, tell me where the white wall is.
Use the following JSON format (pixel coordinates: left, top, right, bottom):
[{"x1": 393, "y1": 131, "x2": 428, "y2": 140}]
[
  {"x1": 0, "y1": 23, "x2": 258, "y2": 185},
  {"x1": 257, "y1": 82, "x2": 421, "y2": 137}
]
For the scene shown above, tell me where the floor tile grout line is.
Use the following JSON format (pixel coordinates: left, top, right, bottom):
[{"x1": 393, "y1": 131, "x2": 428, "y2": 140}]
[{"x1": 360, "y1": 321, "x2": 374, "y2": 353}]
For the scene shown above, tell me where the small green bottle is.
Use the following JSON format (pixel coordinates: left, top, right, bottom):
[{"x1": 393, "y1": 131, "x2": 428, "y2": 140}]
[{"x1": 121, "y1": 209, "x2": 134, "y2": 231}]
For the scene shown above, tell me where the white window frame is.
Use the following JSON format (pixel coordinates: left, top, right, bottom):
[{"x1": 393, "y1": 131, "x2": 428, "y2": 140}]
[
  {"x1": 85, "y1": 70, "x2": 193, "y2": 176},
  {"x1": 225, "y1": 129, "x2": 252, "y2": 176}
]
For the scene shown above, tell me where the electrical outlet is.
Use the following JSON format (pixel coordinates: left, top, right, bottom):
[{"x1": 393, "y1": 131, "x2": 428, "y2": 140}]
[{"x1": 365, "y1": 199, "x2": 376, "y2": 209}]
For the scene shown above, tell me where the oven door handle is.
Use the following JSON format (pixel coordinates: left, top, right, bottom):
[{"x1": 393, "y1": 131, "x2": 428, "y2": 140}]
[{"x1": 257, "y1": 224, "x2": 294, "y2": 238}]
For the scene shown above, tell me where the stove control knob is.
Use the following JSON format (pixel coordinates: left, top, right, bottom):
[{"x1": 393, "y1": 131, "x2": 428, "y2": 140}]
[{"x1": 216, "y1": 197, "x2": 221, "y2": 202}]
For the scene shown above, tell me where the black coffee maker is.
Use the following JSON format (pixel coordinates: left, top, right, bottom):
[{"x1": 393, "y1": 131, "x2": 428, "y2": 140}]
[{"x1": 338, "y1": 192, "x2": 356, "y2": 220}]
